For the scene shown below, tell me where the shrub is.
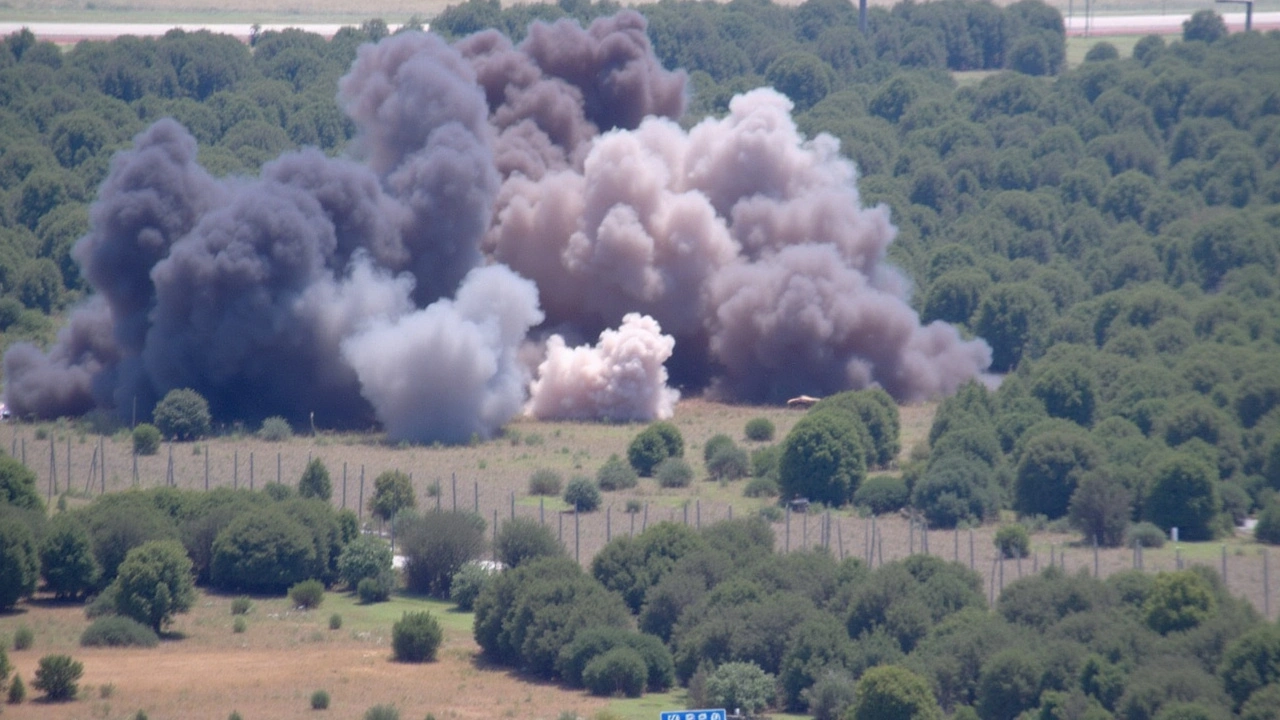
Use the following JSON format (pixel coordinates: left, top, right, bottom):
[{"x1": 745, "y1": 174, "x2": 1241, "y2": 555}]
[
  {"x1": 290, "y1": 579, "x2": 325, "y2": 609},
  {"x1": 655, "y1": 457, "x2": 693, "y2": 489},
  {"x1": 582, "y1": 647, "x2": 647, "y2": 698},
  {"x1": 8, "y1": 672, "x2": 25, "y2": 703},
  {"x1": 40, "y1": 515, "x2": 100, "y2": 599},
  {"x1": 259, "y1": 416, "x2": 293, "y2": 441},
  {"x1": 851, "y1": 665, "x2": 942, "y2": 720},
  {"x1": 1255, "y1": 500, "x2": 1280, "y2": 545},
  {"x1": 779, "y1": 412, "x2": 866, "y2": 507},
  {"x1": 357, "y1": 572, "x2": 394, "y2": 604},
  {"x1": 1143, "y1": 570, "x2": 1214, "y2": 634},
  {"x1": 365, "y1": 705, "x2": 400, "y2": 720},
  {"x1": 596, "y1": 456, "x2": 638, "y2": 491},
  {"x1": 33, "y1": 654, "x2": 83, "y2": 701},
  {"x1": 745, "y1": 476, "x2": 780, "y2": 498},
  {"x1": 230, "y1": 597, "x2": 251, "y2": 615},
  {"x1": 564, "y1": 477, "x2": 602, "y2": 512},
  {"x1": 745, "y1": 417, "x2": 776, "y2": 442},
  {"x1": 211, "y1": 506, "x2": 316, "y2": 594},
  {"x1": 704, "y1": 434, "x2": 736, "y2": 464},
  {"x1": 311, "y1": 689, "x2": 331, "y2": 710},
  {"x1": 802, "y1": 670, "x2": 857, "y2": 720},
  {"x1": 994, "y1": 525, "x2": 1031, "y2": 559},
  {"x1": 0, "y1": 520, "x2": 38, "y2": 610},
  {"x1": 112, "y1": 539, "x2": 196, "y2": 632},
  {"x1": 627, "y1": 422, "x2": 684, "y2": 476},
  {"x1": 132, "y1": 423, "x2": 162, "y2": 455},
  {"x1": 392, "y1": 611, "x2": 442, "y2": 662},
  {"x1": 450, "y1": 563, "x2": 493, "y2": 611},
  {"x1": 80, "y1": 616, "x2": 160, "y2": 648},
  {"x1": 13, "y1": 625, "x2": 33, "y2": 651},
  {"x1": 707, "y1": 444, "x2": 750, "y2": 481},
  {"x1": 233, "y1": 617, "x2": 247, "y2": 633},
  {"x1": 298, "y1": 458, "x2": 332, "y2": 500},
  {"x1": 372, "y1": 470, "x2": 416, "y2": 522},
  {"x1": 152, "y1": 388, "x2": 211, "y2": 440},
  {"x1": 337, "y1": 535, "x2": 393, "y2": 589},
  {"x1": 329, "y1": 613, "x2": 342, "y2": 630},
  {"x1": 759, "y1": 505, "x2": 784, "y2": 522},
  {"x1": 853, "y1": 475, "x2": 909, "y2": 514},
  {"x1": 529, "y1": 468, "x2": 563, "y2": 496},
  {"x1": 230, "y1": 711, "x2": 243, "y2": 720},
  {"x1": 704, "y1": 661, "x2": 776, "y2": 717},
  {"x1": 397, "y1": 511, "x2": 487, "y2": 597},
  {"x1": 1126, "y1": 522, "x2": 1167, "y2": 548},
  {"x1": 496, "y1": 517, "x2": 564, "y2": 568}
]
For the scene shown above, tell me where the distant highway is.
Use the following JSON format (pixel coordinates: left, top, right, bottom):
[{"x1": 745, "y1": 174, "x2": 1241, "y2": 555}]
[{"x1": 1, "y1": 11, "x2": 1278, "y2": 43}]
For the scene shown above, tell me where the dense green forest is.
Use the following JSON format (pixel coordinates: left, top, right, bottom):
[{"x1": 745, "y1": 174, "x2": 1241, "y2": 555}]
[{"x1": 1, "y1": 2, "x2": 1280, "y2": 715}]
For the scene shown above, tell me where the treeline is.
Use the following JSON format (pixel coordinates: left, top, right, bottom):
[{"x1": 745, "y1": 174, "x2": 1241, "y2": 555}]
[{"x1": 470, "y1": 515, "x2": 1280, "y2": 719}]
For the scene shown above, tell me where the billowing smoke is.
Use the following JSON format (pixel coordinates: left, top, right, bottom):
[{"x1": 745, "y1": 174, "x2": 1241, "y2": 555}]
[
  {"x1": 489, "y1": 88, "x2": 991, "y2": 402},
  {"x1": 4, "y1": 11, "x2": 990, "y2": 440},
  {"x1": 527, "y1": 313, "x2": 679, "y2": 422}
]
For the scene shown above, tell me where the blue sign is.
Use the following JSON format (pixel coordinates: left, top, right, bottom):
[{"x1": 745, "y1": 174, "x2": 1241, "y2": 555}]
[{"x1": 659, "y1": 710, "x2": 727, "y2": 720}]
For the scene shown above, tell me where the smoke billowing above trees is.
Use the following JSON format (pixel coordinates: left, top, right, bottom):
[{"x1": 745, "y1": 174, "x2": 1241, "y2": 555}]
[{"x1": 2, "y1": 11, "x2": 990, "y2": 441}]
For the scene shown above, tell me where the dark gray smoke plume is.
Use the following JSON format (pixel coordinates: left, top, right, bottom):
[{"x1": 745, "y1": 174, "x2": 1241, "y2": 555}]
[{"x1": 5, "y1": 14, "x2": 988, "y2": 439}]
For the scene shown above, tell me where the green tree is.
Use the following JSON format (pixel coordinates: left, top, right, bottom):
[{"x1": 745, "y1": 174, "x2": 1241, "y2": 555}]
[
  {"x1": 1014, "y1": 430, "x2": 1100, "y2": 519},
  {"x1": 40, "y1": 515, "x2": 100, "y2": 599},
  {"x1": 1183, "y1": 10, "x2": 1227, "y2": 43},
  {"x1": 0, "y1": 520, "x2": 39, "y2": 610},
  {"x1": 132, "y1": 424, "x2": 162, "y2": 455},
  {"x1": 765, "y1": 51, "x2": 833, "y2": 111},
  {"x1": 495, "y1": 517, "x2": 564, "y2": 568},
  {"x1": 152, "y1": 388, "x2": 211, "y2": 440},
  {"x1": 705, "y1": 661, "x2": 777, "y2": 717},
  {"x1": 371, "y1": 470, "x2": 415, "y2": 523},
  {"x1": 1068, "y1": 471, "x2": 1132, "y2": 547},
  {"x1": 1032, "y1": 361, "x2": 1097, "y2": 426},
  {"x1": 582, "y1": 646, "x2": 647, "y2": 697},
  {"x1": 592, "y1": 521, "x2": 705, "y2": 613},
  {"x1": 973, "y1": 283, "x2": 1053, "y2": 372},
  {"x1": 779, "y1": 412, "x2": 866, "y2": 506},
  {"x1": 112, "y1": 539, "x2": 196, "y2": 632},
  {"x1": 564, "y1": 476, "x2": 603, "y2": 511},
  {"x1": 210, "y1": 506, "x2": 316, "y2": 593},
  {"x1": 1143, "y1": 570, "x2": 1215, "y2": 635},
  {"x1": 32, "y1": 654, "x2": 82, "y2": 702},
  {"x1": 848, "y1": 665, "x2": 942, "y2": 720},
  {"x1": 1144, "y1": 452, "x2": 1220, "y2": 541},
  {"x1": 977, "y1": 648, "x2": 1042, "y2": 720},
  {"x1": 1220, "y1": 624, "x2": 1280, "y2": 709},
  {"x1": 0, "y1": 454, "x2": 43, "y2": 512},
  {"x1": 297, "y1": 458, "x2": 332, "y2": 500},
  {"x1": 397, "y1": 510, "x2": 486, "y2": 597},
  {"x1": 336, "y1": 535, "x2": 392, "y2": 589}
]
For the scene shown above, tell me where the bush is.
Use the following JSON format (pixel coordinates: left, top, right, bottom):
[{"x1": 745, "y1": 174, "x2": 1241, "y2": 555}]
[
  {"x1": 745, "y1": 417, "x2": 776, "y2": 442},
  {"x1": 802, "y1": 670, "x2": 858, "y2": 720},
  {"x1": 496, "y1": 517, "x2": 564, "y2": 568},
  {"x1": 311, "y1": 689, "x2": 330, "y2": 710},
  {"x1": 152, "y1": 388, "x2": 211, "y2": 440},
  {"x1": 564, "y1": 476, "x2": 602, "y2": 512},
  {"x1": 357, "y1": 571, "x2": 394, "y2": 603},
  {"x1": 529, "y1": 468, "x2": 563, "y2": 496},
  {"x1": 745, "y1": 476, "x2": 779, "y2": 498},
  {"x1": 33, "y1": 654, "x2": 83, "y2": 701},
  {"x1": 627, "y1": 422, "x2": 684, "y2": 476},
  {"x1": 1143, "y1": 570, "x2": 1214, "y2": 634},
  {"x1": 13, "y1": 625, "x2": 33, "y2": 651},
  {"x1": 372, "y1": 470, "x2": 416, "y2": 522},
  {"x1": 230, "y1": 597, "x2": 251, "y2": 615},
  {"x1": 1255, "y1": 500, "x2": 1280, "y2": 545},
  {"x1": 851, "y1": 665, "x2": 942, "y2": 720},
  {"x1": 233, "y1": 617, "x2": 247, "y2": 633},
  {"x1": 655, "y1": 457, "x2": 694, "y2": 488},
  {"x1": 0, "y1": 520, "x2": 38, "y2": 611},
  {"x1": 298, "y1": 458, "x2": 331, "y2": 500},
  {"x1": 392, "y1": 611, "x2": 442, "y2": 662},
  {"x1": 707, "y1": 444, "x2": 750, "y2": 481},
  {"x1": 994, "y1": 525, "x2": 1031, "y2": 559},
  {"x1": 337, "y1": 535, "x2": 393, "y2": 589},
  {"x1": 211, "y1": 506, "x2": 316, "y2": 594},
  {"x1": 583, "y1": 647, "x2": 647, "y2": 698},
  {"x1": 450, "y1": 563, "x2": 492, "y2": 611},
  {"x1": 132, "y1": 423, "x2": 162, "y2": 455},
  {"x1": 596, "y1": 456, "x2": 638, "y2": 491},
  {"x1": 329, "y1": 613, "x2": 342, "y2": 630},
  {"x1": 259, "y1": 416, "x2": 293, "y2": 441},
  {"x1": 290, "y1": 579, "x2": 325, "y2": 609},
  {"x1": 1126, "y1": 522, "x2": 1167, "y2": 548},
  {"x1": 365, "y1": 705, "x2": 400, "y2": 720},
  {"x1": 779, "y1": 412, "x2": 866, "y2": 507},
  {"x1": 8, "y1": 672, "x2": 25, "y2": 703},
  {"x1": 704, "y1": 661, "x2": 776, "y2": 717},
  {"x1": 112, "y1": 539, "x2": 196, "y2": 632},
  {"x1": 704, "y1": 434, "x2": 736, "y2": 464},
  {"x1": 397, "y1": 510, "x2": 487, "y2": 597},
  {"x1": 80, "y1": 616, "x2": 160, "y2": 648},
  {"x1": 759, "y1": 505, "x2": 784, "y2": 522},
  {"x1": 40, "y1": 515, "x2": 100, "y2": 600},
  {"x1": 853, "y1": 475, "x2": 909, "y2": 514}
]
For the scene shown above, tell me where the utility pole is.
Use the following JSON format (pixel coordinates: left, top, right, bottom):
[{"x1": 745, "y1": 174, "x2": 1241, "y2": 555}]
[{"x1": 1216, "y1": 0, "x2": 1254, "y2": 31}]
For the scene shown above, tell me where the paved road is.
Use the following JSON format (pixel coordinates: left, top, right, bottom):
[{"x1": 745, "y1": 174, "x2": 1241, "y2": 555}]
[{"x1": 1, "y1": 10, "x2": 1278, "y2": 42}]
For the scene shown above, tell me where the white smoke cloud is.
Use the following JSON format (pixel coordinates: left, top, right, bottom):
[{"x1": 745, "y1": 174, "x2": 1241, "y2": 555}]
[{"x1": 527, "y1": 312, "x2": 679, "y2": 422}]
